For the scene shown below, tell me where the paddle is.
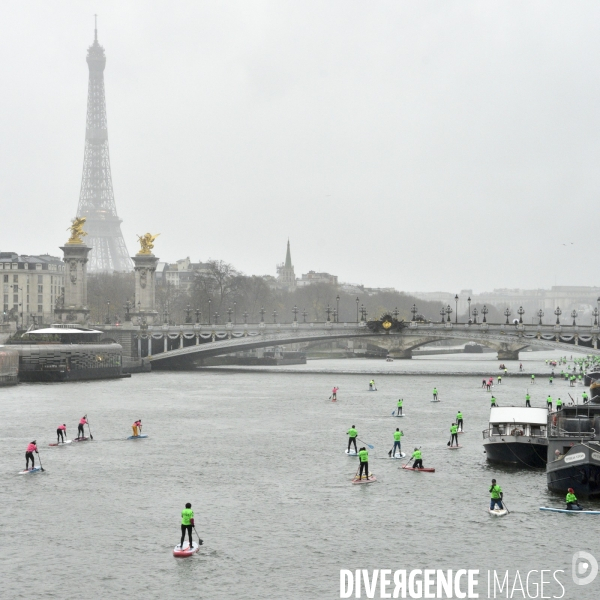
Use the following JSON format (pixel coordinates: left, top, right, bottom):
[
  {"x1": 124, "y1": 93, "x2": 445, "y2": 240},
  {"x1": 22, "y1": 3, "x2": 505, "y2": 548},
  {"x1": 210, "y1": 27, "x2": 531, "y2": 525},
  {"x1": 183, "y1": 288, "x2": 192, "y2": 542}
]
[
  {"x1": 501, "y1": 497, "x2": 510, "y2": 514},
  {"x1": 87, "y1": 419, "x2": 94, "y2": 440},
  {"x1": 402, "y1": 446, "x2": 420, "y2": 468},
  {"x1": 391, "y1": 410, "x2": 396, "y2": 416},
  {"x1": 357, "y1": 438, "x2": 374, "y2": 449},
  {"x1": 193, "y1": 525, "x2": 204, "y2": 546},
  {"x1": 37, "y1": 451, "x2": 45, "y2": 472}
]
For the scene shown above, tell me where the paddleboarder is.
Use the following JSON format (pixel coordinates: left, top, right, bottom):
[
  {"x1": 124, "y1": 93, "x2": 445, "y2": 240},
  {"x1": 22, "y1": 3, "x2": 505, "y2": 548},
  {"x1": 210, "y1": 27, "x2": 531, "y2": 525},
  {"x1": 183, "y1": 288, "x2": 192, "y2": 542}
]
[
  {"x1": 546, "y1": 395, "x2": 552, "y2": 411},
  {"x1": 583, "y1": 391, "x2": 589, "y2": 404},
  {"x1": 491, "y1": 395, "x2": 497, "y2": 407},
  {"x1": 411, "y1": 447, "x2": 423, "y2": 469},
  {"x1": 481, "y1": 378, "x2": 487, "y2": 388},
  {"x1": 525, "y1": 393, "x2": 531, "y2": 408},
  {"x1": 180, "y1": 502, "x2": 195, "y2": 549},
  {"x1": 456, "y1": 411, "x2": 464, "y2": 431},
  {"x1": 358, "y1": 447, "x2": 369, "y2": 480},
  {"x1": 549, "y1": 375, "x2": 553, "y2": 385},
  {"x1": 132, "y1": 419, "x2": 142, "y2": 437},
  {"x1": 77, "y1": 415, "x2": 88, "y2": 440},
  {"x1": 25, "y1": 440, "x2": 38, "y2": 471},
  {"x1": 331, "y1": 386, "x2": 338, "y2": 401},
  {"x1": 397, "y1": 398, "x2": 403, "y2": 416},
  {"x1": 347, "y1": 425, "x2": 358, "y2": 453},
  {"x1": 566, "y1": 488, "x2": 581, "y2": 511},
  {"x1": 432, "y1": 387, "x2": 438, "y2": 401},
  {"x1": 449, "y1": 423, "x2": 459, "y2": 447},
  {"x1": 531, "y1": 374, "x2": 535, "y2": 384},
  {"x1": 56, "y1": 423, "x2": 67, "y2": 444},
  {"x1": 489, "y1": 479, "x2": 504, "y2": 510},
  {"x1": 389, "y1": 428, "x2": 403, "y2": 457},
  {"x1": 497, "y1": 375, "x2": 502, "y2": 385},
  {"x1": 369, "y1": 379, "x2": 376, "y2": 391},
  {"x1": 556, "y1": 397, "x2": 563, "y2": 411}
]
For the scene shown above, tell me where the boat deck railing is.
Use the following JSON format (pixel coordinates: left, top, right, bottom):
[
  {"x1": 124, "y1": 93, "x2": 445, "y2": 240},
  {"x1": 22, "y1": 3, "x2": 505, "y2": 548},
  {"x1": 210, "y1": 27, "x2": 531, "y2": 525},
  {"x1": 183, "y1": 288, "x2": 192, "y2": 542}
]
[{"x1": 483, "y1": 427, "x2": 546, "y2": 439}]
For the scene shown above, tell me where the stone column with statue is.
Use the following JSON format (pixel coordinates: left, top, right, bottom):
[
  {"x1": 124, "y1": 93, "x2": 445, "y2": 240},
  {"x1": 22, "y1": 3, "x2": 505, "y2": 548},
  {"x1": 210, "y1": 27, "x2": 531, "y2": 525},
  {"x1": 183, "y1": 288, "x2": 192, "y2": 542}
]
[
  {"x1": 132, "y1": 233, "x2": 160, "y2": 326},
  {"x1": 55, "y1": 218, "x2": 92, "y2": 325}
]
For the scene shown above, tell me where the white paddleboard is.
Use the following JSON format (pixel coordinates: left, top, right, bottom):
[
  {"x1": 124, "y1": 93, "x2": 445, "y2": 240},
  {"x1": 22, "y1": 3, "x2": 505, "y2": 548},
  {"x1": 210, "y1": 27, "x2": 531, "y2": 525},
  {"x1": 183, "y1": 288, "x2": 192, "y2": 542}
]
[
  {"x1": 392, "y1": 414, "x2": 406, "y2": 417},
  {"x1": 352, "y1": 475, "x2": 376, "y2": 484},
  {"x1": 173, "y1": 541, "x2": 200, "y2": 557},
  {"x1": 49, "y1": 440, "x2": 72, "y2": 446},
  {"x1": 430, "y1": 400, "x2": 440, "y2": 403},
  {"x1": 488, "y1": 508, "x2": 508, "y2": 517},
  {"x1": 540, "y1": 507, "x2": 600, "y2": 514},
  {"x1": 345, "y1": 449, "x2": 358, "y2": 456},
  {"x1": 390, "y1": 452, "x2": 406, "y2": 459},
  {"x1": 448, "y1": 445, "x2": 463, "y2": 449},
  {"x1": 19, "y1": 467, "x2": 43, "y2": 475}
]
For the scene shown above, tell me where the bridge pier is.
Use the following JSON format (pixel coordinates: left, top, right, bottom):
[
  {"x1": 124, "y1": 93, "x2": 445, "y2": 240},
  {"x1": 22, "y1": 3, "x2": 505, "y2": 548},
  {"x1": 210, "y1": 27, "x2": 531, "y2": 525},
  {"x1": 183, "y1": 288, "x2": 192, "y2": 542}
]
[
  {"x1": 388, "y1": 348, "x2": 413, "y2": 359},
  {"x1": 497, "y1": 349, "x2": 520, "y2": 360}
]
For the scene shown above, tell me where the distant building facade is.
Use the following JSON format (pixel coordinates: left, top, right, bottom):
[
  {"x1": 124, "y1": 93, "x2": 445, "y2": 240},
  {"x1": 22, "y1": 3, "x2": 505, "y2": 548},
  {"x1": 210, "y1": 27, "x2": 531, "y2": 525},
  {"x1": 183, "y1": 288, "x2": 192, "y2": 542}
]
[
  {"x1": 276, "y1": 240, "x2": 296, "y2": 289},
  {"x1": 156, "y1": 257, "x2": 211, "y2": 291},
  {"x1": 297, "y1": 271, "x2": 338, "y2": 287},
  {"x1": 0, "y1": 252, "x2": 65, "y2": 326}
]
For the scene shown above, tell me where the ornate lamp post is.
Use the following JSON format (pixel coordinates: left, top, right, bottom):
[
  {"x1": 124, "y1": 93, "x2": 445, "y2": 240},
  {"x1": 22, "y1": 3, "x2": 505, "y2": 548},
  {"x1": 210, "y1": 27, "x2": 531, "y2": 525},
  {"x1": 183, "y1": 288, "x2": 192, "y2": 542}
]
[
  {"x1": 273, "y1": 309, "x2": 277, "y2": 323},
  {"x1": 292, "y1": 305, "x2": 298, "y2": 322},
  {"x1": 105, "y1": 301, "x2": 111, "y2": 325},
  {"x1": 504, "y1": 308, "x2": 511, "y2": 324},
  {"x1": 517, "y1": 306, "x2": 525, "y2": 324},
  {"x1": 208, "y1": 299, "x2": 212, "y2": 325},
  {"x1": 234, "y1": 301, "x2": 237, "y2": 324},
  {"x1": 554, "y1": 307, "x2": 562, "y2": 325},
  {"x1": 467, "y1": 296, "x2": 471, "y2": 320},
  {"x1": 302, "y1": 309, "x2": 307, "y2": 323},
  {"x1": 195, "y1": 309, "x2": 201, "y2": 324},
  {"x1": 360, "y1": 304, "x2": 366, "y2": 322},
  {"x1": 243, "y1": 311, "x2": 248, "y2": 324},
  {"x1": 185, "y1": 304, "x2": 192, "y2": 324},
  {"x1": 411, "y1": 304, "x2": 417, "y2": 321},
  {"x1": 362, "y1": 306, "x2": 368, "y2": 321},
  {"x1": 214, "y1": 312, "x2": 219, "y2": 325},
  {"x1": 571, "y1": 309, "x2": 577, "y2": 326},
  {"x1": 163, "y1": 309, "x2": 168, "y2": 324},
  {"x1": 333, "y1": 308, "x2": 338, "y2": 323},
  {"x1": 326, "y1": 304, "x2": 332, "y2": 322},
  {"x1": 393, "y1": 307, "x2": 399, "y2": 320},
  {"x1": 472, "y1": 307, "x2": 478, "y2": 324},
  {"x1": 593, "y1": 307, "x2": 598, "y2": 326},
  {"x1": 454, "y1": 294, "x2": 459, "y2": 324},
  {"x1": 356, "y1": 297, "x2": 359, "y2": 323},
  {"x1": 482, "y1": 305, "x2": 488, "y2": 323},
  {"x1": 260, "y1": 307, "x2": 265, "y2": 323},
  {"x1": 537, "y1": 309, "x2": 544, "y2": 325},
  {"x1": 227, "y1": 307, "x2": 233, "y2": 323},
  {"x1": 336, "y1": 295, "x2": 340, "y2": 323},
  {"x1": 446, "y1": 305, "x2": 452, "y2": 323},
  {"x1": 440, "y1": 307, "x2": 446, "y2": 323},
  {"x1": 124, "y1": 300, "x2": 131, "y2": 322}
]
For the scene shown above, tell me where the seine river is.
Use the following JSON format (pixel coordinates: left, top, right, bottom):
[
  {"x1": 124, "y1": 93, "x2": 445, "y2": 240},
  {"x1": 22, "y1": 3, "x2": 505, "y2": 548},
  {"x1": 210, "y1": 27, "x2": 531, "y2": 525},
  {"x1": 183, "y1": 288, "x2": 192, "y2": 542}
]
[{"x1": 1, "y1": 351, "x2": 599, "y2": 599}]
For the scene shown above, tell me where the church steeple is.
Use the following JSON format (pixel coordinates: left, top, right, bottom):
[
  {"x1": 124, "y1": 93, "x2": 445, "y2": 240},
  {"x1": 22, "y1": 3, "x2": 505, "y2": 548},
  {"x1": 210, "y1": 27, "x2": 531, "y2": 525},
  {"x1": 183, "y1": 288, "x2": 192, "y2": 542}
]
[
  {"x1": 277, "y1": 239, "x2": 296, "y2": 289},
  {"x1": 285, "y1": 239, "x2": 292, "y2": 268}
]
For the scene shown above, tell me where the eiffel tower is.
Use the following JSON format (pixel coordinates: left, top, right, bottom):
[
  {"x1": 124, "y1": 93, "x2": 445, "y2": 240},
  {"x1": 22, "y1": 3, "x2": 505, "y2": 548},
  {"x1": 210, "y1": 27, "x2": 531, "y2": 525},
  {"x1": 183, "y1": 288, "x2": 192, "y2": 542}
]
[{"x1": 75, "y1": 19, "x2": 132, "y2": 272}]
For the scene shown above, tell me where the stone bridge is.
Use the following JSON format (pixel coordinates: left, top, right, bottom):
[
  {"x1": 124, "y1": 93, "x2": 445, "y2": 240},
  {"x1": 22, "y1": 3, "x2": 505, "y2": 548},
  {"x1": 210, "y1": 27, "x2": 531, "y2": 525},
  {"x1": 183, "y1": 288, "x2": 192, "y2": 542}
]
[{"x1": 99, "y1": 318, "x2": 600, "y2": 369}]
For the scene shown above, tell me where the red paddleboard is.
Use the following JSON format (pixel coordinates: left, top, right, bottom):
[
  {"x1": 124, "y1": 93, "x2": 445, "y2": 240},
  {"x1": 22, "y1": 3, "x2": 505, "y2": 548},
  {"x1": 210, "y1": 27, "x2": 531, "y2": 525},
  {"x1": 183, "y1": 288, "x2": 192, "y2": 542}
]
[
  {"x1": 72, "y1": 437, "x2": 89, "y2": 442},
  {"x1": 173, "y1": 541, "x2": 200, "y2": 557},
  {"x1": 402, "y1": 465, "x2": 436, "y2": 472},
  {"x1": 352, "y1": 475, "x2": 376, "y2": 484},
  {"x1": 448, "y1": 445, "x2": 463, "y2": 449}
]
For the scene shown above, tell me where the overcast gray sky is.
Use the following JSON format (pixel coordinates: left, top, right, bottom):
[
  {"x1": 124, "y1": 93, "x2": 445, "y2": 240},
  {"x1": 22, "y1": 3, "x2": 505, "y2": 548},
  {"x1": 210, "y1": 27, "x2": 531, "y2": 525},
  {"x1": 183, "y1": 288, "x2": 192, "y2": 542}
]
[{"x1": 1, "y1": 1, "x2": 599, "y2": 292}]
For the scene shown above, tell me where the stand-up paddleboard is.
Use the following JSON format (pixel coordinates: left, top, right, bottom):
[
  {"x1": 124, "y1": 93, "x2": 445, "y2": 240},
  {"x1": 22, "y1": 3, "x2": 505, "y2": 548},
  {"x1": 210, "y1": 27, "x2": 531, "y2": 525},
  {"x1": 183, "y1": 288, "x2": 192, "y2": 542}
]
[
  {"x1": 458, "y1": 431, "x2": 465, "y2": 434},
  {"x1": 49, "y1": 440, "x2": 72, "y2": 446},
  {"x1": 488, "y1": 508, "x2": 508, "y2": 517},
  {"x1": 18, "y1": 467, "x2": 43, "y2": 475},
  {"x1": 448, "y1": 445, "x2": 463, "y2": 450},
  {"x1": 392, "y1": 414, "x2": 406, "y2": 418},
  {"x1": 402, "y1": 465, "x2": 435, "y2": 472},
  {"x1": 345, "y1": 449, "x2": 358, "y2": 456},
  {"x1": 430, "y1": 399, "x2": 440, "y2": 403},
  {"x1": 390, "y1": 452, "x2": 406, "y2": 459},
  {"x1": 540, "y1": 507, "x2": 600, "y2": 515},
  {"x1": 352, "y1": 475, "x2": 376, "y2": 484},
  {"x1": 72, "y1": 437, "x2": 90, "y2": 442},
  {"x1": 173, "y1": 541, "x2": 200, "y2": 557},
  {"x1": 127, "y1": 434, "x2": 148, "y2": 440}
]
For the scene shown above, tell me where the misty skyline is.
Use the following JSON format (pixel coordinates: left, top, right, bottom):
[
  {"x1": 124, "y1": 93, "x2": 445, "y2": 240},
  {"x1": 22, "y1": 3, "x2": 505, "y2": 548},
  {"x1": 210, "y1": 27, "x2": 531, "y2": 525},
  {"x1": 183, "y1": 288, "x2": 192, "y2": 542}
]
[{"x1": 1, "y1": 1, "x2": 599, "y2": 293}]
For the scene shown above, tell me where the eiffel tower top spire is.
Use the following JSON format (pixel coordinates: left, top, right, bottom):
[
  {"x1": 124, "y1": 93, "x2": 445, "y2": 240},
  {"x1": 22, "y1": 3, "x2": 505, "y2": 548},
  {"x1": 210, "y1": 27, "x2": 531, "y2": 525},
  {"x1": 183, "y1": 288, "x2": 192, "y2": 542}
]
[{"x1": 75, "y1": 20, "x2": 132, "y2": 272}]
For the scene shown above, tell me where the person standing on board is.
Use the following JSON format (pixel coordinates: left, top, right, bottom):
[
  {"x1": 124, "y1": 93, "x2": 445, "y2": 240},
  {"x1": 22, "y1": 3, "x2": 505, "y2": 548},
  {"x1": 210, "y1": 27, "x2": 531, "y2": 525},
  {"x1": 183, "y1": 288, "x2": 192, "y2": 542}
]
[
  {"x1": 556, "y1": 398, "x2": 563, "y2": 411},
  {"x1": 25, "y1": 440, "x2": 38, "y2": 471},
  {"x1": 491, "y1": 395, "x2": 497, "y2": 407},
  {"x1": 546, "y1": 396, "x2": 553, "y2": 411},
  {"x1": 369, "y1": 380, "x2": 376, "y2": 391},
  {"x1": 481, "y1": 378, "x2": 487, "y2": 388},
  {"x1": 519, "y1": 363, "x2": 523, "y2": 371},
  {"x1": 549, "y1": 375, "x2": 553, "y2": 385},
  {"x1": 180, "y1": 502, "x2": 195, "y2": 549},
  {"x1": 432, "y1": 387, "x2": 438, "y2": 401},
  {"x1": 357, "y1": 447, "x2": 370, "y2": 480},
  {"x1": 397, "y1": 398, "x2": 403, "y2": 416},
  {"x1": 411, "y1": 448, "x2": 423, "y2": 469},
  {"x1": 56, "y1": 424, "x2": 67, "y2": 444},
  {"x1": 497, "y1": 375, "x2": 502, "y2": 385},
  {"x1": 449, "y1": 423, "x2": 459, "y2": 447},
  {"x1": 389, "y1": 428, "x2": 403, "y2": 457},
  {"x1": 456, "y1": 411, "x2": 464, "y2": 432},
  {"x1": 583, "y1": 391, "x2": 589, "y2": 404},
  {"x1": 132, "y1": 419, "x2": 142, "y2": 437},
  {"x1": 531, "y1": 374, "x2": 535, "y2": 384},
  {"x1": 525, "y1": 393, "x2": 531, "y2": 408},
  {"x1": 504, "y1": 368, "x2": 508, "y2": 376},
  {"x1": 489, "y1": 479, "x2": 504, "y2": 510},
  {"x1": 566, "y1": 488, "x2": 582, "y2": 511},
  {"x1": 331, "y1": 387, "x2": 338, "y2": 401},
  {"x1": 347, "y1": 425, "x2": 358, "y2": 453},
  {"x1": 77, "y1": 415, "x2": 88, "y2": 440}
]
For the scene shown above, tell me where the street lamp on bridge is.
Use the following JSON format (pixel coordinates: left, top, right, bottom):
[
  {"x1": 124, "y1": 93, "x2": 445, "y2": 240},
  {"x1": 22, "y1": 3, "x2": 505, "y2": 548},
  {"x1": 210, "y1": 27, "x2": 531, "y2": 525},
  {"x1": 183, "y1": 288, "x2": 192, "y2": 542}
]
[
  {"x1": 243, "y1": 311, "x2": 248, "y2": 324},
  {"x1": 292, "y1": 305, "x2": 298, "y2": 322},
  {"x1": 214, "y1": 312, "x2": 219, "y2": 325},
  {"x1": 333, "y1": 308, "x2": 338, "y2": 322},
  {"x1": 454, "y1": 294, "x2": 459, "y2": 324},
  {"x1": 234, "y1": 301, "x2": 237, "y2": 324},
  {"x1": 356, "y1": 297, "x2": 359, "y2": 323},
  {"x1": 472, "y1": 307, "x2": 478, "y2": 324},
  {"x1": 504, "y1": 308, "x2": 511, "y2": 324},
  {"x1": 195, "y1": 308, "x2": 201, "y2": 324},
  {"x1": 411, "y1": 304, "x2": 417, "y2": 321},
  {"x1": 273, "y1": 309, "x2": 277, "y2": 324},
  {"x1": 482, "y1": 305, "x2": 488, "y2": 323},
  {"x1": 593, "y1": 308, "x2": 598, "y2": 326},
  {"x1": 517, "y1": 306, "x2": 525, "y2": 324},
  {"x1": 208, "y1": 299, "x2": 212, "y2": 325},
  {"x1": 326, "y1": 304, "x2": 332, "y2": 322},
  {"x1": 163, "y1": 309, "x2": 168, "y2": 324},
  {"x1": 260, "y1": 307, "x2": 265, "y2": 323},
  {"x1": 302, "y1": 309, "x2": 308, "y2": 323},
  {"x1": 468, "y1": 296, "x2": 471, "y2": 320},
  {"x1": 537, "y1": 309, "x2": 544, "y2": 325},
  {"x1": 446, "y1": 305, "x2": 452, "y2": 323},
  {"x1": 227, "y1": 307, "x2": 233, "y2": 323},
  {"x1": 336, "y1": 295, "x2": 340, "y2": 323},
  {"x1": 106, "y1": 301, "x2": 111, "y2": 325},
  {"x1": 554, "y1": 307, "x2": 562, "y2": 325},
  {"x1": 571, "y1": 309, "x2": 578, "y2": 326},
  {"x1": 185, "y1": 304, "x2": 192, "y2": 324},
  {"x1": 440, "y1": 307, "x2": 445, "y2": 323}
]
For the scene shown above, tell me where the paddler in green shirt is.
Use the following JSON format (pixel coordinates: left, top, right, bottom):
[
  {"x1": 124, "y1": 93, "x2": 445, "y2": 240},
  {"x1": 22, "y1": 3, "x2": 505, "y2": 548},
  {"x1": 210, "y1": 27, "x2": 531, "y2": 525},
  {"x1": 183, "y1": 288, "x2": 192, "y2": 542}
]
[
  {"x1": 491, "y1": 395, "x2": 497, "y2": 406},
  {"x1": 347, "y1": 425, "x2": 358, "y2": 454},
  {"x1": 489, "y1": 479, "x2": 504, "y2": 510},
  {"x1": 546, "y1": 395, "x2": 553, "y2": 411},
  {"x1": 449, "y1": 423, "x2": 459, "y2": 447},
  {"x1": 531, "y1": 374, "x2": 535, "y2": 383},
  {"x1": 566, "y1": 487, "x2": 582, "y2": 510},
  {"x1": 397, "y1": 398, "x2": 403, "y2": 416},
  {"x1": 583, "y1": 391, "x2": 589, "y2": 404},
  {"x1": 432, "y1": 387, "x2": 438, "y2": 401},
  {"x1": 357, "y1": 447, "x2": 370, "y2": 480},
  {"x1": 369, "y1": 379, "x2": 376, "y2": 391},
  {"x1": 411, "y1": 448, "x2": 423, "y2": 469},
  {"x1": 388, "y1": 428, "x2": 403, "y2": 457},
  {"x1": 456, "y1": 411, "x2": 464, "y2": 432},
  {"x1": 179, "y1": 502, "x2": 195, "y2": 550},
  {"x1": 525, "y1": 393, "x2": 531, "y2": 407},
  {"x1": 556, "y1": 397, "x2": 563, "y2": 411}
]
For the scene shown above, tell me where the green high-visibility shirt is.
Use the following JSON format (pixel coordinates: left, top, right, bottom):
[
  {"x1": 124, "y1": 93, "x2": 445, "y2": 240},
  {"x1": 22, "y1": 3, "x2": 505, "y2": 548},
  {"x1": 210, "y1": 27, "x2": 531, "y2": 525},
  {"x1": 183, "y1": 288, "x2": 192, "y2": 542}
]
[
  {"x1": 490, "y1": 485, "x2": 502, "y2": 499},
  {"x1": 433, "y1": 388, "x2": 437, "y2": 393},
  {"x1": 394, "y1": 431, "x2": 402, "y2": 441},
  {"x1": 450, "y1": 425, "x2": 458, "y2": 434},
  {"x1": 547, "y1": 397, "x2": 552, "y2": 403},
  {"x1": 456, "y1": 412, "x2": 463, "y2": 420},
  {"x1": 358, "y1": 449, "x2": 369, "y2": 462},
  {"x1": 531, "y1": 375, "x2": 535, "y2": 379},
  {"x1": 491, "y1": 397, "x2": 497, "y2": 404},
  {"x1": 556, "y1": 398, "x2": 562, "y2": 406},
  {"x1": 397, "y1": 399, "x2": 403, "y2": 407},
  {"x1": 347, "y1": 428, "x2": 357, "y2": 438},
  {"x1": 181, "y1": 508, "x2": 194, "y2": 525},
  {"x1": 526, "y1": 394, "x2": 530, "y2": 400},
  {"x1": 412, "y1": 450, "x2": 421, "y2": 459},
  {"x1": 566, "y1": 492, "x2": 577, "y2": 503}
]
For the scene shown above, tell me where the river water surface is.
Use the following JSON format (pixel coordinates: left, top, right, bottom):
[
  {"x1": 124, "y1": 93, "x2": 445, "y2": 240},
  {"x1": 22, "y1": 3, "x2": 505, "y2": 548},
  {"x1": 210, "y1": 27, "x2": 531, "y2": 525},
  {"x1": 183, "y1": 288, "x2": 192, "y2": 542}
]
[{"x1": 1, "y1": 351, "x2": 599, "y2": 599}]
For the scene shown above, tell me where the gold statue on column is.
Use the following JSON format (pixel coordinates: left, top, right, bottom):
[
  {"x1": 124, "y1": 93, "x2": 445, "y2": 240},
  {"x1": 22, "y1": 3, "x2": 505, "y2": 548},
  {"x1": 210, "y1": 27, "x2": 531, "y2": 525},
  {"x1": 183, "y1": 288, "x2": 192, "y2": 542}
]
[
  {"x1": 66, "y1": 217, "x2": 88, "y2": 244},
  {"x1": 136, "y1": 233, "x2": 160, "y2": 255}
]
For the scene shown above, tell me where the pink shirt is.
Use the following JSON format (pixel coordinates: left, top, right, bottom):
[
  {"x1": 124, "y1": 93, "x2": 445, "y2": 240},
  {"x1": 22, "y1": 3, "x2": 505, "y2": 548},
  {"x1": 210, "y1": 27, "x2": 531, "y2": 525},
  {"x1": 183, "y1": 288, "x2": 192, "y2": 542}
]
[
  {"x1": 80, "y1": 418, "x2": 88, "y2": 425},
  {"x1": 26, "y1": 443, "x2": 37, "y2": 452},
  {"x1": 133, "y1": 421, "x2": 141, "y2": 426},
  {"x1": 58, "y1": 424, "x2": 67, "y2": 430}
]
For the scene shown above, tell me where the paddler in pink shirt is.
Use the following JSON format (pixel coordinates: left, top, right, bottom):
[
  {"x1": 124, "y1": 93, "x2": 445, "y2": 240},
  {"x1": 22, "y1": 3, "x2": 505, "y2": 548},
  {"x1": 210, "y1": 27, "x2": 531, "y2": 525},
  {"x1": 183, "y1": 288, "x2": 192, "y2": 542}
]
[
  {"x1": 56, "y1": 423, "x2": 67, "y2": 444},
  {"x1": 25, "y1": 441, "x2": 38, "y2": 470},
  {"x1": 132, "y1": 419, "x2": 142, "y2": 437},
  {"x1": 77, "y1": 415, "x2": 88, "y2": 440}
]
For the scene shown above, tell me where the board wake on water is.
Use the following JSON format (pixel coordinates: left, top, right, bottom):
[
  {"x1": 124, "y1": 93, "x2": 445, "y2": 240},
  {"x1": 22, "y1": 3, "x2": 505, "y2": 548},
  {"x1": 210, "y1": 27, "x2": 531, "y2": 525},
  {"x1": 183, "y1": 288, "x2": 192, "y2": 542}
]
[
  {"x1": 18, "y1": 467, "x2": 43, "y2": 475},
  {"x1": 49, "y1": 440, "x2": 72, "y2": 446}
]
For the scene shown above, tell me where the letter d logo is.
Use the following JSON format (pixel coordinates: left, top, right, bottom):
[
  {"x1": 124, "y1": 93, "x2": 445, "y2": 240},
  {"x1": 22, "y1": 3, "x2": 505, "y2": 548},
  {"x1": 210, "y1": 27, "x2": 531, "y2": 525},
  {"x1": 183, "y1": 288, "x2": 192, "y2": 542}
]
[{"x1": 572, "y1": 551, "x2": 598, "y2": 586}]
